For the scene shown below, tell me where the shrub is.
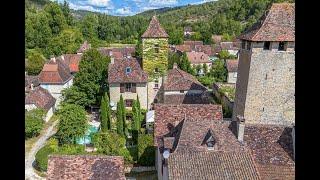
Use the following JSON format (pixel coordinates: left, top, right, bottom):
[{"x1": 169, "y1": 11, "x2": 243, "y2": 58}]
[
  {"x1": 35, "y1": 145, "x2": 56, "y2": 171},
  {"x1": 25, "y1": 109, "x2": 45, "y2": 139},
  {"x1": 57, "y1": 144, "x2": 85, "y2": 155},
  {"x1": 118, "y1": 148, "x2": 134, "y2": 163},
  {"x1": 138, "y1": 134, "x2": 155, "y2": 166}
]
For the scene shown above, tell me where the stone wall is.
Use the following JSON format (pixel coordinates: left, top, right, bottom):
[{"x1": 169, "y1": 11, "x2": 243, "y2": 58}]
[
  {"x1": 233, "y1": 46, "x2": 295, "y2": 126},
  {"x1": 142, "y1": 38, "x2": 169, "y2": 79},
  {"x1": 147, "y1": 77, "x2": 164, "y2": 110},
  {"x1": 109, "y1": 83, "x2": 148, "y2": 109}
]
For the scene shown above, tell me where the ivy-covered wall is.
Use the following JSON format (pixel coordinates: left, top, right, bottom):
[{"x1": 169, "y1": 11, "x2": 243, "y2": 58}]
[{"x1": 142, "y1": 38, "x2": 168, "y2": 79}]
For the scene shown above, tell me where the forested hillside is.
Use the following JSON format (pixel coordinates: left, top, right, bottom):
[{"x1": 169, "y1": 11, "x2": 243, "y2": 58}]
[{"x1": 25, "y1": 0, "x2": 294, "y2": 59}]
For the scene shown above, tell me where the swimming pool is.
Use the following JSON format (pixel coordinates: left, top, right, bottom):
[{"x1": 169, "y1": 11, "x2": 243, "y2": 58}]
[{"x1": 76, "y1": 124, "x2": 99, "y2": 145}]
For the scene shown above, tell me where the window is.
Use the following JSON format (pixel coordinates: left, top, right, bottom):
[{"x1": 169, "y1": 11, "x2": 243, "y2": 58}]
[
  {"x1": 241, "y1": 41, "x2": 246, "y2": 49},
  {"x1": 265, "y1": 73, "x2": 268, "y2": 80},
  {"x1": 154, "y1": 79, "x2": 159, "y2": 89},
  {"x1": 180, "y1": 90, "x2": 184, "y2": 93},
  {"x1": 155, "y1": 44, "x2": 159, "y2": 53},
  {"x1": 125, "y1": 99, "x2": 133, "y2": 107},
  {"x1": 126, "y1": 67, "x2": 132, "y2": 74},
  {"x1": 125, "y1": 83, "x2": 132, "y2": 92},
  {"x1": 263, "y1": 42, "x2": 271, "y2": 50},
  {"x1": 246, "y1": 42, "x2": 251, "y2": 50},
  {"x1": 278, "y1": 42, "x2": 287, "y2": 51},
  {"x1": 154, "y1": 68, "x2": 159, "y2": 73}
]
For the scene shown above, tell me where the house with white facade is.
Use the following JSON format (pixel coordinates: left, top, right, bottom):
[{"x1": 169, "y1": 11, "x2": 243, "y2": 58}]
[
  {"x1": 186, "y1": 51, "x2": 212, "y2": 75},
  {"x1": 108, "y1": 57, "x2": 148, "y2": 109},
  {"x1": 38, "y1": 57, "x2": 73, "y2": 108},
  {"x1": 225, "y1": 59, "x2": 239, "y2": 84},
  {"x1": 25, "y1": 86, "x2": 56, "y2": 122}
]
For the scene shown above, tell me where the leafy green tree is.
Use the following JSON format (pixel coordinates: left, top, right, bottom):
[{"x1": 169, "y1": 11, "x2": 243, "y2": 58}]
[
  {"x1": 203, "y1": 63, "x2": 208, "y2": 74},
  {"x1": 61, "y1": 0, "x2": 74, "y2": 26},
  {"x1": 197, "y1": 76, "x2": 215, "y2": 87},
  {"x1": 26, "y1": 49, "x2": 46, "y2": 75},
  {"x1": 219, "y1": 50, "x2": 231, "y2": 60},
  {"x1": 116, "y1": 101, "x2": 124, "y2": 136},
  {"x1": 138, "y1": 134, "x2": 155, "y2": 166},
  {"x1": 168, "y1": 52, "x2": 180, "y2": 69},
  {"x1": 25, "y1": 109, "x2": 45, "y2": 139},
  {"x1": 100, "y1": 96, "x2": 107, "y2": 132},
  {"x1": 211, "y1": 59, "x2": 227, "y2": 82},
  {"x1": 80, "y1": 14, "x2": 98, "y2": 40},
  {"x1": 119, "y1": 95, "x2": 127, "y2": 135},
  {"x1": 61, "y1": 86, "x2": 88, "y2": 107},
  {"x1": 178, "y1": 52, "x2": 193, "y2": 74},
  {"x1": 44, "y1": 2, "x2": 67, "y2": 35},
  {"x1": 191, "y1": 32, "x2": 202, "y2": 41},
  {"x1": 73, "y1": 49, "x2": 110, "y2": 107},
  {"x1": 56, "y1": 104, "x2": 88, "y2": 144},
  {"x1": 195, "y1": 64, "x2": 202, "y2": 75},
  {"x1": 104, "y1": 93, "x2": 112, "y2": 130},
  {"x1": 132, "y1": 95, "x2": 142, "y2": 144}
]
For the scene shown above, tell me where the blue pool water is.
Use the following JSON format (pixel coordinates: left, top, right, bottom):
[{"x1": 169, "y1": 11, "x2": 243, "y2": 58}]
[{"x1": 76, "y1": 125, "x2": 99, "y2": 145}]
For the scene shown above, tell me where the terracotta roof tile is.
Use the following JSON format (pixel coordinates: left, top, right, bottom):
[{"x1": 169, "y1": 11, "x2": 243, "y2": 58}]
[
  {"x1": 39, "y1": 59, "x2": 72, "y2": 84},
  {"x1": 220, "y1": 42, "x2": 239, "y2": 50},
  {"x1": 163, "y1": 94, "x2": 211, "y2": 104},
  {"x1": 98, "y1": 47, "x2": 135, "y2": 60},
  {"x1": 194, "y1": 45, "x2": 214, "y2": 56},
  {"x1": 141, "y1": 16, "x2": 169, "y2": 38},
  {"x1": 184, "y1": 41, "x2": 203, "y2": 46},
  {"x1": 186, "y1": 52, "x2": 210, "y2": 64},
  {"x1": 77, "y1": 41, "x2": 91, "y2": 53},
  {"x1": 25, "y1": 75, "x2": 39, "y2": 88},
  {"x1": 47, "y1": 155, "x2": 126, "y2": 180},
  {"x1": 108, "y1": 58, "x2": 148, "y2": 83},
  {"x1": 25, "y1": 86, "x2": 56, "y2": 111},
  {"x1": 164, "y1": 67, "x2": 207, "y2": 91},
  {"x1": 175, "y1": 45, "x2": 192, "y2": 52},
  {"x1": 226, "y1": 59, "x2": 239, "y2": 72},
  {"x1": 59, "y1": 54, "x2": 82, "y2": 73},
  {"x1": 238, "y1": 3, "x2": 295, "y2": 41}
]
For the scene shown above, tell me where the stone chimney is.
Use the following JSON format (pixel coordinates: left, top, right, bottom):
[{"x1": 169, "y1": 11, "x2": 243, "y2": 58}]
[
  {"x1": 61, "y1": 55, "x2": 64, "y2": 60},
  {"x1": 173, "y1": 63, "x2": 178, "y2": 69},
  {"x1": 50, "y1": 56, "x2": 56, "y2": 63},
  {"x1": 236, "y1": 115, "x2": 245, "y2": 142},
  {"x1": 111, "y1": 57, "x2": 115, "y2": 64},
  {"x1": 30, "y1": 83, "x2": 34, "y2": 90}
]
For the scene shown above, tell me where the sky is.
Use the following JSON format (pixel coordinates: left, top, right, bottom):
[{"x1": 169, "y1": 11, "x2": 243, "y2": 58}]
[{"x1": 52, "y1": 0, "x2": 217, "y2": 16}]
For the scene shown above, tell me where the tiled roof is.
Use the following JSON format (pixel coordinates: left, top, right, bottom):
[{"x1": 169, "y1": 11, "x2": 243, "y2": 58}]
[
  {"x1": 108, "y1": 58, "x2": 148, "y2": 83},
  {"x1": 212, "y1": 35, "x2": 223, "y2": 44},
  {"x1": 77, "y1": 41, "x2": 91, "y2": 53},
  {"x1": 39, "y1": 59, "x2": 72, "y2": 84},
  {"x1": 98, "y1": 47, "x2": 135, "y2": 59},
  {"x1": 244, "y1": 124, "x2": 295, "y2": 180},
  {"x1": 184, "y1": 41, "x2": 203, "y2": 46},
  {"x1": 163, "y1": 94, "x2": 211, "y2": 104},
  {"x1": 25, "y1": 75, "x2": 39, "y2": 88},
  {"x1": 226, "y1": 59, "x2": 239, "y2": 72},
  {"x1": 58, "y1": 54, "x2": 82, "y2": 73},
  {"x1": 154, "y1": 104, "x2": 222, "y2": 146},
  {"x1": 220, "y1": 42, "x2": 239, "y2": 50},
  {"x1": 141, "y1": 16, "x2": 169, "y2": 38},
  {"x1": 47, "y1": 155, "x2": 126, "y2": 180},
  {"x1": 168, "y1": 151, "x2": 260, "y2": 180},
  {"x1": 238, "y1": 3, "x2": 295, "y2": 41},
  {"x1": 25, "y1": 86, "x2": 56, "y2": 111},
  {"x1": 194, "y1": 45, "x2": 214, "y2": 56},
  {"x1": 164, "y1": 66, "x2": 207, "y2": 91},
  {"x1": 175, "y1": 45, "x2": 191, "y2": 52},
  {"x1": 186, "y1": 51, "x2": 210, "y2": 64}
]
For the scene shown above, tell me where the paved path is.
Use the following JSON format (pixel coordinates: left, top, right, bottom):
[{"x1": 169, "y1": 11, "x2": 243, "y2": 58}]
[{"x1": 25, "y1": 120, "x2": 58, "y2": 180}]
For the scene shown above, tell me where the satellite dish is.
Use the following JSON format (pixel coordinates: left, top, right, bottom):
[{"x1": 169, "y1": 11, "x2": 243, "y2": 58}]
[
  {"x1": 163, "y1": 150, "x2": 170, "y2": 159},
  {"x1": 111, "y1": 106, "x2": 116, "y2": 111},
  {"x1": 110, "y1": 101, "x2": 115, "y2": 107}
]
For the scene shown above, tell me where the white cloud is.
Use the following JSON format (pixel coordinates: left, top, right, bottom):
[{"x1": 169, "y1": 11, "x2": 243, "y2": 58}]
[
  {"x1": 88, "y1": 0, "x2": 112, "y2": 7},
  {"x1": 69, "y1": 2, "x2": 109, "y2": 13},
  {"x1": 148, "y1": 0, "x2": 178, "y2": 7},
  {"x1": 115, "y1": 7, "x2": 133, "y2": 15}
]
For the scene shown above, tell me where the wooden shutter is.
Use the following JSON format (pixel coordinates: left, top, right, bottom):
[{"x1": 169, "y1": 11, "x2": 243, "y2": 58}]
[
  {"x1": 131, "y1": 83, "x2": 136, "y2": 93},
  {"x1": 120, "y1": 83, "x2": 125, "y2": 93}
]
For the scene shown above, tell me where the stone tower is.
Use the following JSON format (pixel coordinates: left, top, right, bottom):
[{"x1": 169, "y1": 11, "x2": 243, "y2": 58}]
[
  {"x1": 232, "y1": 3, "x2": 295, "y2": 126},
  {"x1": 141, "y1": 16, "x2": 169, "y2": 79},
  {"x1": 141, "y1": 16, "x2": 169, "y2": 109}
]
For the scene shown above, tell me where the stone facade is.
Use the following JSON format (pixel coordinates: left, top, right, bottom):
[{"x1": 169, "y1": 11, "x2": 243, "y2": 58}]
[
  {"x1": 227, "y1": 72, "x2": 237, "y2": 84},
  {"x1": 142, "y1": 38, "x2": 169, "y2": 79},
  {"x1": 109, "y1": 83, "x2": 148, "y2": 110},
  {"x1": 233, "y1": 41, "x2": 295, "y2": 126}
]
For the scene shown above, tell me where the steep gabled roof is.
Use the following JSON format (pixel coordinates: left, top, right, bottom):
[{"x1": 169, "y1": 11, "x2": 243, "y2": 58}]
[
  {"x1": 164, "y1": 66, "x2": 207, "y2": 91},
  {"x1": 25, "y1": 86, "x2": 56, "y2": 111},
  {"x1": 238, "y1": 3, "x2": 295, "y2": 41},
  {"x1": 186, "y1": 51, "x2": 210, "y2": 64},
  {"x1": 58, "y1": 54, "x2": 82, "y2": 73},
  {"x1": 108, "y1": 58, "x2": 148, "y2": 83},
  {"x1": 141, "y1": 16, "x2": 169, "y2": 38},
  {"x1": 47, "y1": 155, "x2": 126, "y2": 180},
  {"x1": 39, "y1": 59, "x2": 72, "y2": 84}
]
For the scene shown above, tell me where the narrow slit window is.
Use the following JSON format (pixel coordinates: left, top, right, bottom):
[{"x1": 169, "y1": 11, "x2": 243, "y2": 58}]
[
  {"x1": 265, "y1": 73, "x2": 268, "y2": 80},
  {"x1": 278, "y1": 42, "x2": 287, "y2": 51},
  {"x1": 155, "y1": 44, "x2": 159, "y2": 53}
]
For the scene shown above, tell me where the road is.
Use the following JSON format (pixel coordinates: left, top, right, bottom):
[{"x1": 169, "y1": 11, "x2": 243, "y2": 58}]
[{"x1": 25, "y1": 120, "x2": 58, "y2": 180}]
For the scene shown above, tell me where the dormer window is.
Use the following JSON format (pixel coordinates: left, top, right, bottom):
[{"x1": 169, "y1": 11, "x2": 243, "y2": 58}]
[
  {"x1": 263, "y1": 41, "x2": 271, "y2": 50},
  {"x1": 126, "y1": 67, "x2": 132, "y2": 74},
  {"x1": 206, "y1": 136, "x2": 216, "y2": 150},
  {"x1": 278, "y1": 41, "x2": 287, "y2": 51}
]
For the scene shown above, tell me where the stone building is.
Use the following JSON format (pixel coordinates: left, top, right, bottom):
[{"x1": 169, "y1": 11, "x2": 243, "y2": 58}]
[
  {"x1": 108, "y1": 57, "x2": 148, "y2": 109},
  {"x1": 38, "y1": 57, "x2": 73, "y2": 109},
  {"x1": 225, "y1": 59, "x2": 239, "y2": 84},
  {"x1": 232, "y1": 3, "x2": 295, "y2": 126}
]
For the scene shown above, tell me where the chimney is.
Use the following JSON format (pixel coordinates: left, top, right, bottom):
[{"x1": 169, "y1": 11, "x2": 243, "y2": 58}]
[
  {"x1": 61, "y1": 55, "x2": 64, "y2": 60},
  {"x1": 50, "y1": 56, "x2": 56, "y2": 63},
  {"x1": 173, "y1": 63, "x2": 178, "y2": 69},
  {"x1": 30, "y1": 83, "x2": 34, "y2": 90},
  {"x1": 111, "y1": 58, "x2": 115, "y2": 64},
  {"x1": 236, "y1": 115, "x2": 245, "y2": 142}
]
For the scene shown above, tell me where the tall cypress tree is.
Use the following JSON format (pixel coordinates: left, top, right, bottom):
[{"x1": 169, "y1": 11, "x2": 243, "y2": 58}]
[
  {"x1": 132, "y1": 100, "x2": 138, "y2": 144},
  {"x1": 100, "y1": 96, "x2": 107, "y2": 132},
  {"x1": 104, "y1": 92, "x2": 111, "y2": 130},
  {"x1": 119, "y1": 95, "x2": 126, "y2": 136},
  {"x1": 136, "y1": 95, "x2": 142, "y2": 126},
  {"x1": 116, "y1": 101, "x2": 123, "y2": 135}
]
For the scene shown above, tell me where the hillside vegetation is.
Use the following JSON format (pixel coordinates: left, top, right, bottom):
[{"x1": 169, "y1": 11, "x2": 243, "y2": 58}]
[{"x1": 25, "y1": 0, "x2": 294, "y2": 59}]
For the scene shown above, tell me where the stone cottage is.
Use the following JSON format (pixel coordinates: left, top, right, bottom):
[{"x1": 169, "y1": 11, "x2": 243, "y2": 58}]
[
  {"x1": 47, "y1": 155, "x2": 126, "y2": 180},
  {"x1": 38, "y1": 57, "x2": 73, "y2": 108},
  {"x1": 108, "y1": 57, "x2": 148, "y2": 109},
  {"x1": 25, "y1": 86, "x2": 56, "y2": 122},
  {"x1": 225, "y1": 59, "x2": 239, "y2": 84},
  {"x1": 232, "y1": 3, "x2": 295, "y2": 126},
  {"x1": 162, "y1": 64, "x2": 209, "y2": 104}
]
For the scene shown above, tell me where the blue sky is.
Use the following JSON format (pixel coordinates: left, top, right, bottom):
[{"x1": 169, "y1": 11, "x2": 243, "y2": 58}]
[{"x1": 52, "y1": 0, "x2": 216, "y2": 16}]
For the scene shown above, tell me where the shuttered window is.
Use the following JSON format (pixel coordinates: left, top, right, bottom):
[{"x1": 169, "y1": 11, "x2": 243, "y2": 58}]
[{"x1": 120, "y1": 83, "x2": 125, "y2": 93}]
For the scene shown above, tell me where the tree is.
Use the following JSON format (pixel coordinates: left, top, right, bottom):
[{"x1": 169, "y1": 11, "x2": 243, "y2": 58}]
[
  {"x1": 178, "y1": 52, "x2": 193, "y2": 74},
  {"x1": 132, "y1": 95, "x2": 142, "y2": 144},
  {"x1": 73, "y1": 49, "x2": 110, "y2": 107},
  {"x1": 195, "y1": 64, "x2": 202, "y2": 75},
  {"x1": 168, "y1": 52, "x2": 180, "y2": 69},
  {"x1": 44, "y1": 2, "x2": 67, "y2": 35},
  {"x1": 104, "y1": 93, "x2": 112, "y2": 130},
  {"x1": 25, "y1": 109, "x2": 45, "y2": 139},
  {"x1": 100, "y1": 96, "x2": 107, "y2": 132},
  {"x1": 80, "y1": 14, "x2": 98, "y2": 40},
  {"x1": 26, "y1": 49, "x2": 46, "y2": 75},
  {"x1": 211, "y1": 59, "x2": 227, "y2": 82},
  {"x1": 203, "y1": 63, "x2": 208, "y2": 74},
  {"x1": 119, "y1": 95, "x2": 127, "y2": 135},
  {"x1": 219, "y1": 50, "x2": 231, "y2": 60},
  {"x1": 61, "y1": 86, "x2": 88, "y2": 107},
  {"x1": 116, "y1": 101, "x2": 124, "y2": 136},
  {"x1": 61, "y1": 0, "x2": 74, "y2": 26},
  {"x1": 56, "y1": 104, "x2": 88, "y2": 144}
]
